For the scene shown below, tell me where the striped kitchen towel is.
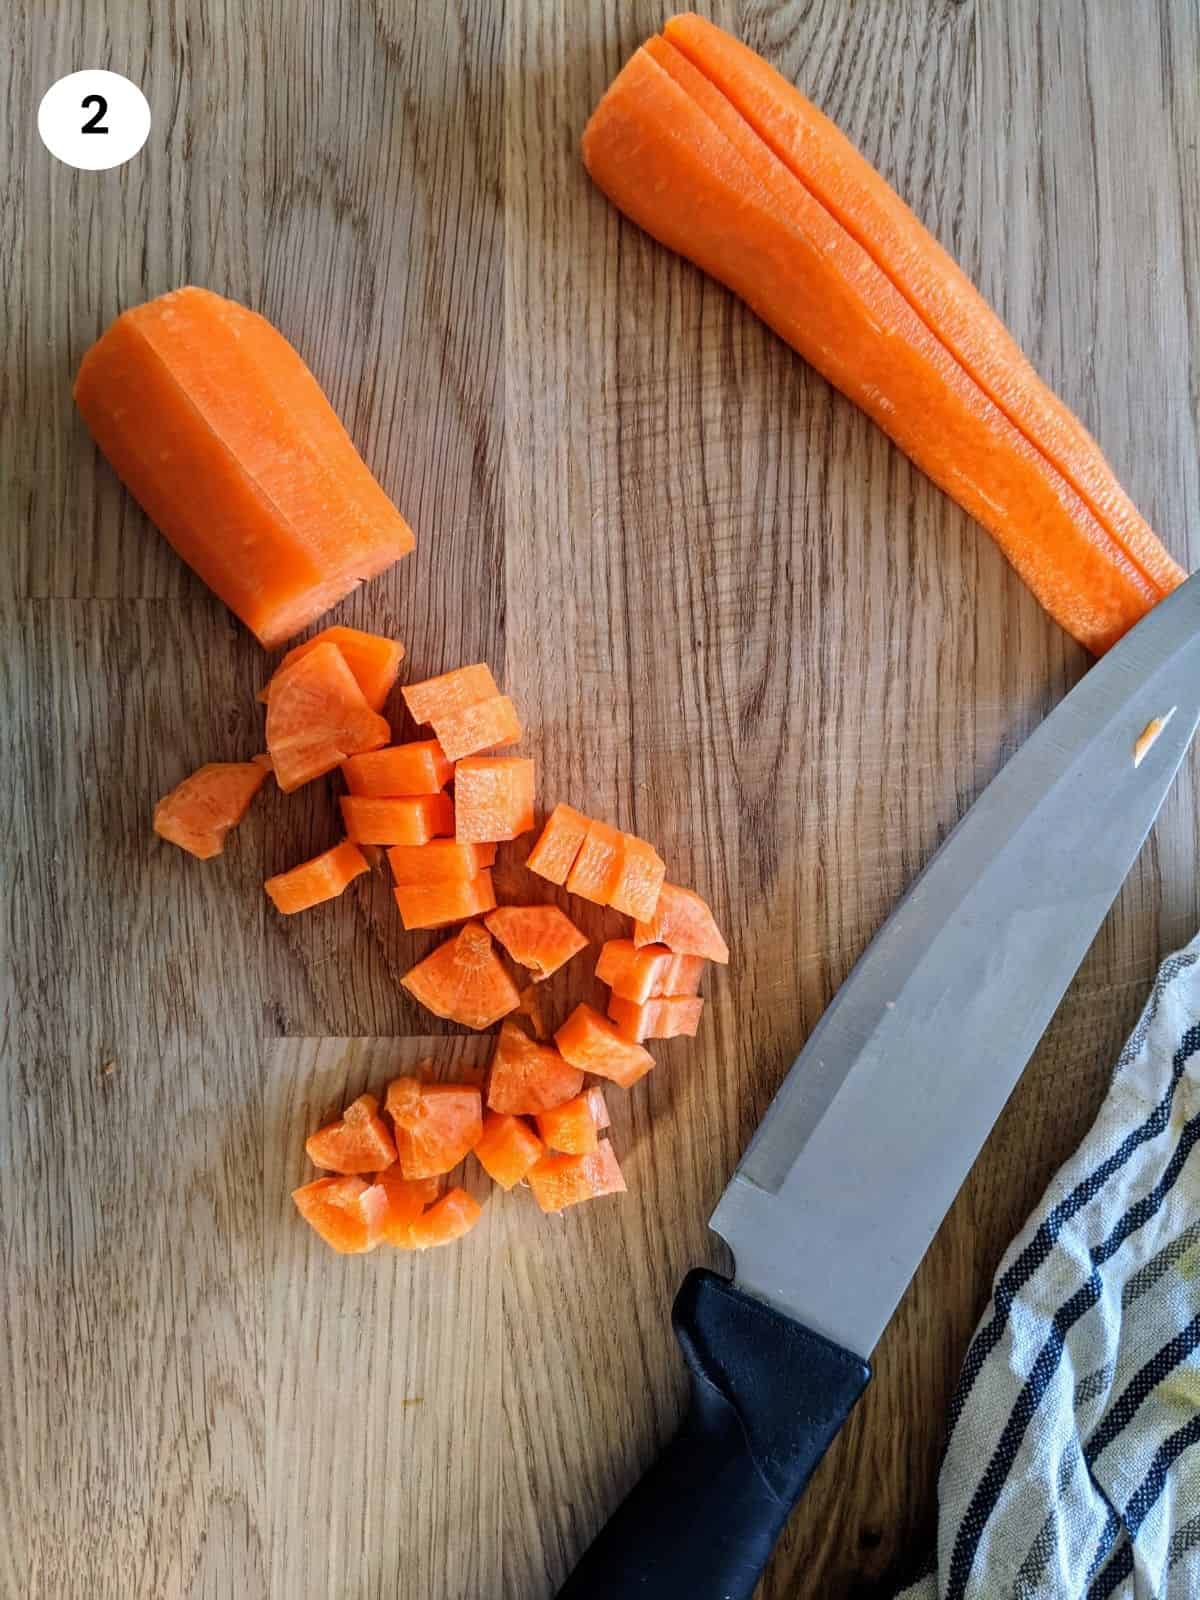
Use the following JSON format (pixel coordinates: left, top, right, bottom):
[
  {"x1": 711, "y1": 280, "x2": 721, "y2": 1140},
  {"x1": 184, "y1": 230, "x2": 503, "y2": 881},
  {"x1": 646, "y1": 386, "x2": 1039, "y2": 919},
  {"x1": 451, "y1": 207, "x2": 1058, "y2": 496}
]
[{"x1": 900, "y1": 937, "x2": 1200, "y2": 1600}]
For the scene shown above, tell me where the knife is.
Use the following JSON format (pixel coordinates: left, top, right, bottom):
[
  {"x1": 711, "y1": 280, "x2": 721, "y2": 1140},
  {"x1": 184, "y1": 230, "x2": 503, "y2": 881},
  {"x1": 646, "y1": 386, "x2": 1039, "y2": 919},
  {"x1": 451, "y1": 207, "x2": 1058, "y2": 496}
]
[{"x1": 558, "y1": 570, "x2": 1200, "y2": 1600}]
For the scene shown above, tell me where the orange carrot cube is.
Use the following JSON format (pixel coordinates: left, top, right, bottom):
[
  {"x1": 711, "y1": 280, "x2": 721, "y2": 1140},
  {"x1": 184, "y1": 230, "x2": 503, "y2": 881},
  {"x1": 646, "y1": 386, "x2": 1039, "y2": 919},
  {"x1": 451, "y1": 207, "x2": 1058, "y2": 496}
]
[
  {"x1": 634, "y1": 882, "x2": 729, "y2": 963},
  {"x1": 154, "y1": 759, "x2": 269, "y2": 860},
  {"x1": 409, "y1": 1187, "x2": 483, "y2": 1248},
  {"x1": 388, "y1": 841, "x2": 497, "y2": 885},
  {"x1": 536, "y1": 1092, "x2": 600, "y2": 1155},
  {"x1": 340, "y1": 792, "x2": 454, "y2": 845},
  {"x1": 292, "y1": 1176, "x2": 388, "y2": 1252},
  {"x1": 261, "y1": 627, "x2": 405, "y2": 711},
  {"x1": 487, "y1": 1020, "x2": 584, "y2": 1114},
  {"x1": 526, "y1": 803, "x2": 590, "y2": 885},
  {"x1": 608, "y1": 833, "x2": 666, "y2": 921},
  {"x1": 266, "y1": 641, "x2": 391, "y2": 792},
  {"x1": 597, "y1": 939, "x2": 706, "y2": 1002},
  {"x1": 474, "y1": 1112, "x2": 545, "y2": 1190},
  {"x1": 341, "y1": 740, "x2": 453, "y2": 796},
  {"x1": 483, "y1": 905, "x2": 588, "y2": 980},
  {"x1": 265, "y1": 839, "x2": 370, "y2": 914},
  {"x1": 554, "y1": 1004, "x2": 654, "y2": 1088},
  {"x1": 566, "y1": 818, "x2": 625, "y2": 904},
  {"x1": 385, "y1": 1077, "x2": 483, "y2": 1180},
  {"x1": 403, "y1": 663, "x2": 498, "y2": 726},
  {"x1": 376, "y1": 1168, "x2": 441, "y2": 1247},
  {"x1": 607, "y1": 994, "x2": 704, "y2": 1042},
  {"x1": 528, "y1": 1142, "x2": 627, "y2": 1213},
  {"x1": 433, "y1": 694, "x2": 522, "y2": 762},
  {"x1": 393, "y1": 871, "x2": 497, "y2": 930},
  {"x1": 454, "y1": 757, "x2": 535, "y2": 843},
  {"x1": 401, "y1": 921, "x2": 521, "y2": 1029},
  {"x1": 305, "y1": 1092, "x2": 397, "y2": 1174}
]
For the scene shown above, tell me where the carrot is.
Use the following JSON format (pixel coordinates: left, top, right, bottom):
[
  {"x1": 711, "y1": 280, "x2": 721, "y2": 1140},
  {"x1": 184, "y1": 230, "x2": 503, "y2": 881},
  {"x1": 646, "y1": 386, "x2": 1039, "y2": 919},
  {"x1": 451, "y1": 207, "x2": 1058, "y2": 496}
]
[
  {"x1": 483, "y1": 905, "x2": 588, "y2": 980},
  {"x1": 566, "y1": 818, "x2": 625, "y2": 905},
  {"x1": 74, "y1": 287, "x2": 415, "y2": 647},
  {"x1": 608, "y1": 833, "x2": 666, "y2": 922},
  {"x1": 401, "y1": 921, "x2": 521, "y2": 1029},
  {"x1": 474, "y1": 1112, "x2": 545, "y2": 1190},
  {"x1": 409, "y1": 1187, "x2": 482, "y2": 1248},
  {"x1": 340, "y1": 792, "x2": 454, "y2": 846},
  {"x1": 402, "y1": 664, "x2": 498, "y2": 727},
  {"x1": 608, "y1": 993, "x2": 704, "y2": 1042},
  {"x1": 586, "y1": 1086, "x2": 611, "y2": 1130},
  {"x1": 536, "y1": 1092, "x2": 600, "y2": 1156},
  {"x1": 265, "y1": 839, "x2": 369, "y2": 914},
  {"x1": 388, "y1": 841, "x2": 497, "y2": 885},
  {"x1": 583, "y1": 31, "x2": 1185, "y2": 653},
  {"x1": 432, "y1": 695, "x2": 523, "y2": 763},
  {"x1": 305, "y1": 1092, "x2": 397, "y2": 1174},
  {"x1": 634, "y1": 882, "x2": 728, "y2": 963},
  {"x1": 487, "y1": 1020, "x2": 584, "y2": 1114},
  {"x1": 555, "y1": 1004, "x2": 655, "y2": 1088},
  {"x1": 528, "y1": 1142, "x2": 627, "y2": 1214},
  {"x1": 292, "y1": 1176, "x2": 387, "y2": 1252},
  {"x1": 376, "y1": 1168, "x2": 441, "y2": 1247},
  {"x1": 266, "y1": 641, "x2": 390, "y2": 792},
  {"x1": 393, "y1": 871, "x2": 497, "y2": 930},
  {"x1": 596, "y1": 939, "x2": 706, "y2": 1003},
  {"x1": 153, "y1": 759, "x2": 269, "y2": 860},
  {"x1": 259, "y1": 626, "x2": 404, "y2": 711},
  {"x1": 454, "y1": 757, "x2": 536, "y2": 843},
  {"x1": 385, "y1": 1077, "x2": 483, "y2": 1180},
  {"x1": 342, "y1": 740, "x2": 453, "y2": 797},
  {"x1": 526, "y1": 803, "x2": 591, "y2": 885}
]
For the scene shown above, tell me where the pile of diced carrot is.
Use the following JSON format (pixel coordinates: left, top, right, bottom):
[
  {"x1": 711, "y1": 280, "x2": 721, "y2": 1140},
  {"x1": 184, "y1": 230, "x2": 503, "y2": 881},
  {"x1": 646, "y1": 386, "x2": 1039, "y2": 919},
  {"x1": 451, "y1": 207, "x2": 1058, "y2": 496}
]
[{"x1": 152, "y1": 627, "x2": 727, "y2": 1251}]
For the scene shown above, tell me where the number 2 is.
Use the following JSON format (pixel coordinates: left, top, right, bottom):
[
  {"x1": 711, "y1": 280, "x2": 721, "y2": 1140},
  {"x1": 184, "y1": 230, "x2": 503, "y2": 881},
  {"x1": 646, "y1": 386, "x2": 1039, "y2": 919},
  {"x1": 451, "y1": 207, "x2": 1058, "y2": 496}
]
[{"x1": 81, "y1": 94, "x2": 109, "y2": 134}]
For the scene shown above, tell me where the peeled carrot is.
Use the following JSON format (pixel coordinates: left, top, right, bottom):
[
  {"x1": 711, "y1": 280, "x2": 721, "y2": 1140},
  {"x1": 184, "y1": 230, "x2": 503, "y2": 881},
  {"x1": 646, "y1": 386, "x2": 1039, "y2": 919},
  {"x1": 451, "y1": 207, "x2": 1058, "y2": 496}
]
[
  {"x1": 388, "y1": 841, "x2": 497, "y2": 885},
  {"x1": 265, "y1": 839, "x2": 369, "y2": 914},
  {"x1": 393, "y1": 871, "x2": 497, "y2": 930},
  {"x1": 74, "y1": 287, "x2": 415, "y2": 647},
  {"x1": 305, "y1": 1093, "x2": 397, "y2": 1174},
  {"x1": 528, "y1": 1142, "x2": 627, "y2": 1214},
  {"x1": 401, "y1": 921, "x2": 521, "y2": 1030},
  {"x1": 433, "y1": 695, "x2": 523, "y2": 763},
  {"x1": 608, "y1": 833, "x2": 666, "y2": 921},
  {"x1": 608, "y1": 993, "x2": 704, "y2": 1042},
  {"x1": 385, "y1": 1077, "x2": 483, "y2": 1180},
  {"x1": 403, "y1": 664, "x2": 498, "y2": 727},
  {"x1": 597, "y1": 939, "x2": 706, "y2": 1003},
  {"x1": 583, "y1": 27, "x2": 1185, "y2": 653},
  {"x1": 153, "y1": 759, "x2": 269, "y2": 860},
  {"x1": 526, "y1": 803, "x2": 591, "y2": 885},
  {"x1": 483, "y1": 905, "x2": 588, "y2": 980},
  {"x1": 259, "y1": 627, "x2": 405, "y2": 711},
  {"x1": 454, "y1": 757, "x2": 536, "y2": 843},
  {"x1": 566, "y1": 818, "x2": 625, "y2": 905},
  {"x1": 409, "y1": 1187, "x2": 482, "y2": 1248},
  {"x1": 536, "y1": 1092, "x2": 600, "y2": 1156},
  {"x1": 342, "y1": 741, "x2": 453, "y2": 797},
  {"x1": 292, "y1": 1176, "x2": 387, "y2": 1252},
  {"x1": 340, "y1": 792, "x2": 454, "y2": 846},
  {"x1": 555, "y1": 1004, "x2": 655, "y2": 1089},
  {"x1": 634, "y1": 882, "x2": 728, "y2": 963},
  {"x1": 474, "y1": 1112, "x2": 545, "y2": 1190},
  {"x1": 487, "y1": 1020, "x2": 584, "y2": 1114},
  {"x1": 266, "y1": 641, "x2": 390, "y2": 792}
]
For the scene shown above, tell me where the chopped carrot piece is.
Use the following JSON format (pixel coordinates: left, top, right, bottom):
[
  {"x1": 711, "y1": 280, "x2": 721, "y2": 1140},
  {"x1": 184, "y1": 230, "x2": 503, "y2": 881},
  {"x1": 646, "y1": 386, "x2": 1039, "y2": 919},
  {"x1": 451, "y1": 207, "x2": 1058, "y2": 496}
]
[
  {"x1": 454, "y1": 757, "x2": 536, "y2": 843},
  {"x1": 528, "y1": 1142, "x2": 627, "y2": 1213},
  {"x1": 526, "y1": 803, "x2": 590, "y2": 885},
  {"x1": 586, "y1": 1086, "x2": 611, "y2": 1130},
  {"x1": 555, "y1": 1004, "x2": 654, "y2": 1088},
  {"x1": 516, "y1": 984, "x2": 549, "y2": 1039},
  {"x1": 153, "y1": 759, "x2": 269, "y2": 860},
  {"x1": 433, "y1": 694, "x2": 523, "y2": 763},
  {"x1": 385, "y1": 1077, "x2": 483, "y2": 1179},
  {"x1": 487, "y1": 1019, "x2": 584, "y2": 1114},
  {"x1": 609, "y1": 833, "x2": 666, "y2": 921},
  {"x1": 73, "y1": 287, "x2": 415, "y2": 649},
  {"x1": 401, "y1": 921, "x2": 521, "y2": 1029},
  {"x1": 260, "y1": 627, "x2": 405, "y2": 711},
  {"x1": 410, "y1": 1187, "x2": 483, "y2": 1248},
  {"x1": 292, "y1": 1176, "x2": 387, "y2": 1252},
  {"x1": 634, "y1": 882, "x2": 729, "y2": 963},
  {"x1": 403, "y1": 663, "x2": 498, "y2": 727},
  {"x1": 376, "y1": 1168, "x2": 441, "y2": 1247},
  {"x1": 393, "y1": 871, "x2": 497, "y2": 930},
  {"x1": 266, "y1": 641, "x2": 390, "y2": 792},
  {"x1": 388, "y1": 841, "x2": 497, "y2": 885},
  {"x1": 608, "y1": 994, "x2": 704, "y2": 1041},
  {"x1": 536, "y1": 1093, "x2": 600, "y2": 1155},
  {"x1": 596, "y1": 939, "x2": 706, "y2": 1002},
  {"x1": 566, "y1": 819, "x2": 625, "y2": 904},
  {"x1": 474, "y1": 1112, "x2": 545, "y2": 1190},
  {"x1": 305, "y1": 1092, "x2": 397, "y2": 1174},
  {"x1": 265, "y1": 839, "x2": 369, "y2": 914},
  {"x1": 342, "y1": 740, "x2": 453, "y2": 796},
  {"x1": 483, "y1": 905, "x2": 588, "y2": 980},
  {"x1": 340, "y1": 792, "x2": 454, "y2": 845}
]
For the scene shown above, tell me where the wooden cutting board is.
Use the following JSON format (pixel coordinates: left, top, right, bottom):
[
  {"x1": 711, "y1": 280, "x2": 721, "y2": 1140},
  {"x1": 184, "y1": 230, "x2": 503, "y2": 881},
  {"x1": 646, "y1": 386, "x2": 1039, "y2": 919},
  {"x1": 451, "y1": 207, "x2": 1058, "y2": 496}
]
[{"x1": 6, "y1": 2, "x2": 1200, "y2": 1595}]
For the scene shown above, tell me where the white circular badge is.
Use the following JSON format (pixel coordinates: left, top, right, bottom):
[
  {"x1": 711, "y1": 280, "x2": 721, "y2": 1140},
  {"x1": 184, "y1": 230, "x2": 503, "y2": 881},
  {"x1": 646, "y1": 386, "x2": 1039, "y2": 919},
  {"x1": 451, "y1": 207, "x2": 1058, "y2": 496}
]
[{"x1": 38, "y1": 70, "x2": 151, "y2": 171}]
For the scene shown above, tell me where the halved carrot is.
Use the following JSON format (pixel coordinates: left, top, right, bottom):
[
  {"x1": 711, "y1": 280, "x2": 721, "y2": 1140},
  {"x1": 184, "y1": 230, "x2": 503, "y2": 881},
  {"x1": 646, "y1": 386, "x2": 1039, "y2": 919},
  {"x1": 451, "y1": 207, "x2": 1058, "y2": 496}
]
[
  {"x1": 596, "y1": 939, "x2": 706, "y2": 1003},
  {"x1": 376, "y1": 1168, "x2": 441, "y2": 1247},
  {"x1": 388, "y1": 841, "x2": 497, "y2": 885},
  {"x1": 393, "y1": 871, "x2": 497, "y2": 930},
  {"x1": 259, "y1": 626, "x2": 405, "y2": 710},
  {"x1": 266, "y1": 641, "x2": 390, "y2": 792},
  {"x1": 483, "y1": 905, "x2": 588, "y2": 980},
  {"x1": 454, "y1": 757, "x2": 536, "y2": 843},
  {"x1": 74, "y1": 287, "x2": 415, "y2": 648},
  {"x1": 433, "y1": 694, "x2": 523, "y2": 763},
  {"x1": 340, "y1": 792, "x2": 454, "y2": 846},
  {"x1": 401, "y1": 921, "x2": 521, "y2": 1029},
  {"x1": 403, "y1": 664, "x2": 498, "y2": 727},
  {"x1": 609, "y1": 833, "x2": 666, "y2": 921},
  {"x1": 536, "y1": 1093, "x2": 600, "y2": 1156},
  {"x1": 305, "y1": 1092, "x2": 397, "y2": 1174},
  {"x1": 342, "y1": 740, "x2": 453, "y2": 797},
  {"x1": 153, "y1": 759, "x2": 269, "y2": 860},
  {"x1": 608, "y1": 993, "x2": 704, "y2": 1042},
  {"x1": 385, "y1": 1077, "x2": 484, "y2": 1179},
  {"x1": 526, "y1": 803, "x2": 591, "y2": 885},
  {"x1": 555, "y1": 1004, "x2": 654, "y2": 1088},
  {"x1": 487, "y1": 1019, "x2": 584, "y2": 1114},
  {"x1": 410, "y1": 1187, "x2": 483, "y2": 1248},
  {"x1": 634, "y1": 882, "x2": 729, "y2": 963},
  {"x1": 265, "y1": 839, "x2": 369, "y2": 914},
  {"x1": 474, "y1": 1112, "x2": 545, "y2": 1190},
  {"x1": 528, "y1": 1142, "x2": 627, "y2": 1214},
  {"x1": 566, "y1": 819, "x2": 625, "y2": 904},
  {"x1": 292, "y1": 1176, "x2": 388, "y2": 1252}
]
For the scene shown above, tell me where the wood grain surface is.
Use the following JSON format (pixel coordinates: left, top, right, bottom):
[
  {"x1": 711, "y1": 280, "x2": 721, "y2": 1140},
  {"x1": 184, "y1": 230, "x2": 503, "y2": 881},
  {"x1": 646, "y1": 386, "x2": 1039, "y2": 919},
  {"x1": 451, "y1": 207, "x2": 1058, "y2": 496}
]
[{"x1": 5, "y1": 2, "x2": 1200, "y2": 1596}]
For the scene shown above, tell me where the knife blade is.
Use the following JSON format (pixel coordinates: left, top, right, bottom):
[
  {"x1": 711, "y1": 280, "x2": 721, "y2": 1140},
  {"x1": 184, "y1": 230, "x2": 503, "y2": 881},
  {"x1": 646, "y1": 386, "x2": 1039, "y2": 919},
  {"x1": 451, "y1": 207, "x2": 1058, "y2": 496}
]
[{"x1": 558, "y1": 570, "x2": 1200, "y2": 1600}]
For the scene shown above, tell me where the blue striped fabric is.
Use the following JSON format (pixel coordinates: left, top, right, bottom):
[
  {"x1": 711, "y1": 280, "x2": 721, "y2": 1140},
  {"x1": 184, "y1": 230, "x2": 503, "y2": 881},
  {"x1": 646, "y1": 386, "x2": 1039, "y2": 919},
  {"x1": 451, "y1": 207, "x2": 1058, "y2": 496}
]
[{"x1": 899, "y1": 940, "x2": 1200, "y2": 1600}]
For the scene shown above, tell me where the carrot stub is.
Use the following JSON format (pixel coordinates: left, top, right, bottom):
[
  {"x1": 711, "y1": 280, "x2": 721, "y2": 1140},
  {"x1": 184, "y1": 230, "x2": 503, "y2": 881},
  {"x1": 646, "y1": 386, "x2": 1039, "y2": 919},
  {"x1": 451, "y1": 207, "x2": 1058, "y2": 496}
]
[
  {"x1": 401, "y1": 921, "x2": 521, "y2": 1029},
  {"x1": 454, "y1": 757, "x2": 536, "y2": 843},
  {"x1": 528, "y1": 1142, "x2": 627, "y2": 1214},
  {"x1": 340, "y1": 792, "x2": 455, "y2": 846},
  {"x1": 305, "y1": 1092, "x2": 397, "y2": 1174},
  {"x1": 385, "y1": 1077, "x2": 484, "y2": 1180},
  {"x1": 555, "y1": 1004, "x2": 655, "y2": 1088},
  {"x1": 265, "y1": 641, "x2": 390, "y2": 792},
  {"x1": 260, "y1": 627, "x2": 405, "y2": 711},
  {"x1": 342, "y1": 740, "x2": 453, "y2": 797},
  {"x1": 487, "y1": 1020, "x2": 584, "y2": 1114},
  {"x1": 474, "y1": 1112, "x2": 545, "y2": 1190},
  {"x1": 265, "y1": 839, "x2": 369, "y2": 914},
  {"x1": 292, "y1": 1176, "x2": 388, "y2": 1252},
  {"x1": 483, "y1": 905, "x2": 589, "y2": 980},
  {"x1": 153, "y1": 759, "x2": 269, "y2": 860}
]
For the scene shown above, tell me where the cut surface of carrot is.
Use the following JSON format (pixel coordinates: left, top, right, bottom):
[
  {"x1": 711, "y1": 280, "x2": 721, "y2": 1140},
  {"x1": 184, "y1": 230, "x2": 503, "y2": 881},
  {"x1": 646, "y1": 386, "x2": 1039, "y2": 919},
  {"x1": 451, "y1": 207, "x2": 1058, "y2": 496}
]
[
  {"x1": 403, "y1": 663, "x2": 498, "y2": 727},
  {"x1": 376, "y1": 1168, "x2": 441, "y2": 1247},
  {"x1": 388, "y1": 841, "x2": 497, "y2": 885},
  {"x1": 409, "y1": 1187, "x2": 482, "y2": 1248},
  {"x1": 555, "y1": 1004, "x2": 655, "y2": 1088},
  {"x1": 483, "y1": 905, "x2": 589, "y2": 980},
  {"x1": 536, "y1": 1093, "x2": 600, "y2": 1155},
  {"x1": 305, "y1": 1092, "x2": 397, "y2": 1174},
  {"x1": 608, "y1": 993, "x2": 704, "y2": 1042},
  {"x1": 586, "y1": 1086, "x2": 611, "y2": 1130},
  {"x1": 454, "y1": 757, "x2": 536, "y2": 843},
  {"x1": 341, "y1": 740, "x2": 453, "y2": 797},
  {"x1": 528, "y1": 1142, "x2": 627, "y2": 1214},
  {"x1": 292, "y1": 1176, "x2": 387, "y2": 1252},
  {"x1": 385, "y1": 1077, "x2": 484, "y2": 1180},
  {"x1": 265, "y1": 839, "x2": 369, "y2": 914},
  {"x1": 74, "y1": 287, "x2": 415, "y2": 648},
  {"x1": 526, "y1": 803, "x2": 591, "y2": 885},
  {"x1": 401, "y1": 921, "x2": 521, "y2": 1029},
  {"x1": 259, "y1": 627, "x2": 405, "y2": 710},
  {"x1": 474, "y1": 1112, "x2": 545, "y2": 1190},
  {"x1": 153, "y1": 759, "x2": 269, "y2": 860},
  {"x1": 487, "y1": 1020, "x2": 584, "y2": 1114},
  {"x1": 266, "y1": 641, "x2": 390, "y2": 792},
  {"x1": 340, "y1": 792, "x2": 455, "y2": 846},
  {"x1": 432, "y1": 694, "x2": 523, "y2": 763},
  {"x1": 566, "y1": 818, "x2": 625, "y2": 905},
  {"x1": 393, "y1": 871, "x2": 497, "y2": 930},
  {"x1": 608, "y1": 833, "x2": 666, "y2": 921},
  {"x1": 634, "y1": 882, "x2": 729, "y2": 963},
  {"x1": 596, "y1": 939, "x2": 705, "y2": 1002}
]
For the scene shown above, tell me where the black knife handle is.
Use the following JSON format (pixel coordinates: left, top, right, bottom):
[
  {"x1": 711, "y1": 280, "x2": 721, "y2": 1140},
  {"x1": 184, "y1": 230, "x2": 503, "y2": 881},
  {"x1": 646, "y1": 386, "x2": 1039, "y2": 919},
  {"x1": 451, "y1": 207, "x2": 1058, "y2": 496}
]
[{"x1": 557, "y1": 1269, "x2": 871, "y2": 1600}]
